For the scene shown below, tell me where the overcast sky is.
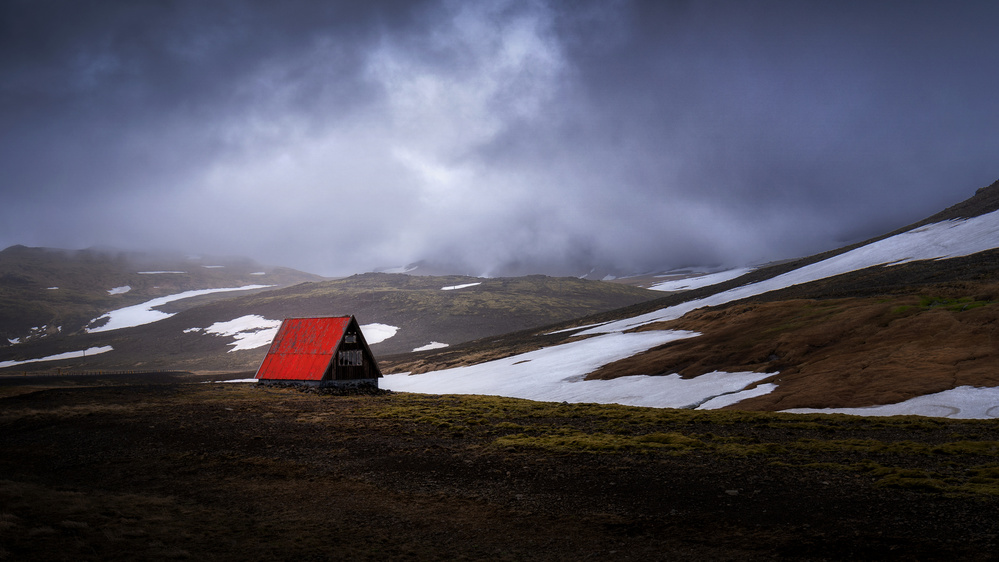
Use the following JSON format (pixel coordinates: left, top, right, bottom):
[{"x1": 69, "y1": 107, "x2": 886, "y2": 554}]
[{"x1": 2, "y1": 1, "x2": 997, "y2": 277}]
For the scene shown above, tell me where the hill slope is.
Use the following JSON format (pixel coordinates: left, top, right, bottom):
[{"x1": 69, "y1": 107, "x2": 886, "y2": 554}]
[
  {"x1": 0, "y1": 272, "x2": 660, "y2": 372},
  {"x1": 383, "y1": 180, "x2": 999, "y2": 417},
  {"x1": 0, "y1": 246, "x2": 324, "y2": 344}
]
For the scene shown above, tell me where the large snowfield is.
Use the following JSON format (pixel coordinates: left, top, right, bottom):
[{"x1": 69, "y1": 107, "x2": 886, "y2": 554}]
[
  {"x1": 385, "y1": 210, "x2": 999, "y2": 418},
  {"x1": 380, "y1": 330, "x2": 786, "y2": 409}
]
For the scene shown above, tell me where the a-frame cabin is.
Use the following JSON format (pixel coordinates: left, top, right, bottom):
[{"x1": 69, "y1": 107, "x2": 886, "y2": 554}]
[{"x1": 254, "y1": 316, "x2": 382, "y2": 388}]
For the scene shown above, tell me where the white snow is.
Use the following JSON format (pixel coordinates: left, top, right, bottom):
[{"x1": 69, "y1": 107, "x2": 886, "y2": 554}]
[
  {"x1": 382, "y1": 265, "x2": 418, "y2": 274},
  {"x1": 185, "y1": 315, "x2": 282, "y2": 352},
  {"x1": 0, "y1": 346, "x2": 113, "y2": 369},
  {"x1": 699, "y1": 383, "x2": 778, "y2": 409},
  {"x1": 442, "y1": 282, "x2": 481, "y2": 291},
  {"x1": 579, "y1": 209, "x2": 999, "y2": 336},
  {"x1": 46, "y1": 287, "x2": 58, "y2": 290},
  {"x1": 650, "y1": 268, "x2": 754, "y2": 292},
  {"x1": 86, "y1": 285, "x2": 272, "y2": 333},
  {"x1": 203, "y1": 265, "x2": 224, "y2": 269},
  {"x1": 544, "y1": 322, "x2": 611, "y2": 335},
  {"x1": 10, "y1": 326, "x2": 51, "y2": 344},
  {"x1": 137, "y1": 271, "x2": 186, "y2": 274},
  {"x1": 784, "y1": 386, "x2": 999, "y2": 419},
  {"x1": 108, "y1": 285, "x2": 131, "y2": 295},
  {"x1": 361, "y1": 323, "x2": 398, "y2": 344},
  {"x1": 413, "y1": 341, "x2": 449, "y2": 352},
  {"x1": 250, "y1": 272, "x2": 267, "y2": 275},
  {"x1": 383, "y1": 330, "x2": 775, "y2": 408}
]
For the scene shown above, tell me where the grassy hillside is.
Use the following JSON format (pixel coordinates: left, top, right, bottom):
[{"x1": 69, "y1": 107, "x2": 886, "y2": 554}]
[
  {"x1": 0, "y1": 272, "x2": 661, "y2": 373},
  {"x1": 212, "y1": 273, "x2": 660, "y2": 354},
  {"x1": 384, "y1": 249, "x2": 999, "y2": 410},
  {"x1": 591, "y1": 281, "x2": 999, "y2": 410}
]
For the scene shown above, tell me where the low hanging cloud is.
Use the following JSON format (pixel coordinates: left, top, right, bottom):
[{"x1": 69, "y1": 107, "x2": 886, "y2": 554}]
[{"x1": 2, "y1": 1, "x2": 998, "y2": 277}]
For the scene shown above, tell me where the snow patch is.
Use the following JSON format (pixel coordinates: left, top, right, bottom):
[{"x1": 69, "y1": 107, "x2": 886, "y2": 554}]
[
  {"x1": 784, "y1": 386, "x2": 999, "y2": 419},
  {"x1": 108, "y1": 285, "x2": 131, "y2": 295},
  {"x1": 362, "y1": 323, "x2": 398, "y2": 344},
  {"x1": 544, "y1": 322, "x2": 610, "y2": 335},
  {"x1": 0, "y1": 346, "x2": 113, "y2": 369},
  {"x1": 203, "y1": 265, "x2": 224, "y2": 269},
  {"x1": 186, "y1": 315, "x2": 282, "y2": 352},
  {"x1": 384, "y1": 330, "x2": 773, "y2": 408},
  {"x1": 137, "y1": 271, "x2": 186, "y2": 274},
  {"x1": 86, "y1": 285, "x2": 272, "y2": 333},
  {"x1": 413, "y1": 341, "x2": 449, "y2": 352},
  {"x1": 650, "y1": 268, "x2": 754, "y2": 292},
  {"x1": 250, "y1": 271, "x2": 267, "y2": 275},
  {"x1": 442, "y1": 282, "x2": 481, "y2": 291},
  {"x1": 697, "y1": 383, "x2": 778, "y2": 409},
  {"x1": 46, "y1": 287, "x2": 58, "y2": 290}
]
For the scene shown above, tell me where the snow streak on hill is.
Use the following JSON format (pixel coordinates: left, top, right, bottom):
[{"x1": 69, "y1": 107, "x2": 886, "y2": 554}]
[
  {"x1": 581, "y1": 209, "x2": 999, "y2": 336},
  {"x1": 86, "y1": 285, "x2": 272, "y2": 333},
  {"x1": 384, "y1": 210, "x2": 999, "y2": 417}
]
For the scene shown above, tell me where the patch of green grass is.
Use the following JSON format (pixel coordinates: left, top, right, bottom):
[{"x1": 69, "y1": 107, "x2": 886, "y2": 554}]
[
  {"x1": 282, "y1": 391, "x2": 999, "y2": 496},
  {"x1": 494, "y1": 430, "x2": 711, "y2": 454},
  {"x1": 962, "y1": 465, "x2": 999, "y2": 496},
  {"x1": 918, "y1": 295, "x2": 993, "y2": 312}
]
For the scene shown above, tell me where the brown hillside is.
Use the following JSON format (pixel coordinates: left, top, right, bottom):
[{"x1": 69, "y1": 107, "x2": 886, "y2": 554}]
[{"x1": 588, "y1": 281, "x2": 999, "y2": 411}]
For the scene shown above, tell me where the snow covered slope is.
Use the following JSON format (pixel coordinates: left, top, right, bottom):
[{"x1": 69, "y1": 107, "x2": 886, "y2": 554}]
[
  {"x1": 579, "y1": 209, "x2": 999, "y2": 336},
  {"x1": 384, "y1": 208, "x2": 999, "y2": 418}
]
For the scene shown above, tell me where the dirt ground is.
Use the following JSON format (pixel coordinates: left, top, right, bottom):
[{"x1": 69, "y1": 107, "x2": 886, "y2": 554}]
[{"x1": 1, "y1": 379, "x2": 998, "y2": 561}]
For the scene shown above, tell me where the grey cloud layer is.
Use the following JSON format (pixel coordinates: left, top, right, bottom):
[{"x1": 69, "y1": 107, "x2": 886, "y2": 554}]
[{"x1": 2, "y1": 1, "x2": 997, "y2": 276}]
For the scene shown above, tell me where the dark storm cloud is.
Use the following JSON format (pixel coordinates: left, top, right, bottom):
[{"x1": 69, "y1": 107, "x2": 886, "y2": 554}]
[{"x1": 2, "y1": 1, "x2": 997, "y2": 276}]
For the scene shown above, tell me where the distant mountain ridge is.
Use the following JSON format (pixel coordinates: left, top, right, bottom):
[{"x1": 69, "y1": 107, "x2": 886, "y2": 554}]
[
  {"x1": 0, "y1": 246, "x2": 325, "y2": 344},
  {"x1": 0, "y1": 268, "x2": 661, "y2": 372}
]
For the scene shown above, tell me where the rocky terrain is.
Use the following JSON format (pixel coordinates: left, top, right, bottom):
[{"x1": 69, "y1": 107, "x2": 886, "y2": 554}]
[{"x1": 1, "y1": 378, "x2": 997, "y2": 560}]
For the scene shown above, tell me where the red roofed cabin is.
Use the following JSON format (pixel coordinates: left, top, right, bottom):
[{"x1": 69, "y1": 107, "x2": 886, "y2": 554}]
[{"x1": 255, "y1": 316, "x2": 382, "y2": 388}]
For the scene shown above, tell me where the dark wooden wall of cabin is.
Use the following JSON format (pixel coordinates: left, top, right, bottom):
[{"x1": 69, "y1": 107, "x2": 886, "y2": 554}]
[{"x1": 329, "y1": 337, "x2": 381, "y2": 380}]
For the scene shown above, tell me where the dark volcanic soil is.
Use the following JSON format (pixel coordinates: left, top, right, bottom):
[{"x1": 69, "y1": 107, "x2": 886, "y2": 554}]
[{"x1": 1, "y1": 379, "x2": 998, "y2": 561}]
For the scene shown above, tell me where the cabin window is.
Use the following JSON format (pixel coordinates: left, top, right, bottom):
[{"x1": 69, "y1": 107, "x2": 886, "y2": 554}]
[
  {"x1": 338, "y1": 349, "x2": 363, "y2": 366},
  {"x1": 344, "y1": 334, "x2": 357, "y2": 343}
]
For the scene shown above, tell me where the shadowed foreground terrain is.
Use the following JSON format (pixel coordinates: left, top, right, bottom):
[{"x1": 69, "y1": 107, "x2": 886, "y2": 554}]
[{"x1": 1, "y1": 379, "x2": 998, "y2": 560}]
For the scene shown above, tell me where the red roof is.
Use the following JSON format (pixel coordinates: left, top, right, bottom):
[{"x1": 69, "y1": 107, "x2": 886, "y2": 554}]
[{"x1": 255, "y1": 316, "x2": 352, "y2": 381}]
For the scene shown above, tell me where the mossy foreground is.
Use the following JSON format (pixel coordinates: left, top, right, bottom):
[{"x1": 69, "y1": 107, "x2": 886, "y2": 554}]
[{"x1": 2, "y1": 381, "x2": 999, "y2": 560}]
